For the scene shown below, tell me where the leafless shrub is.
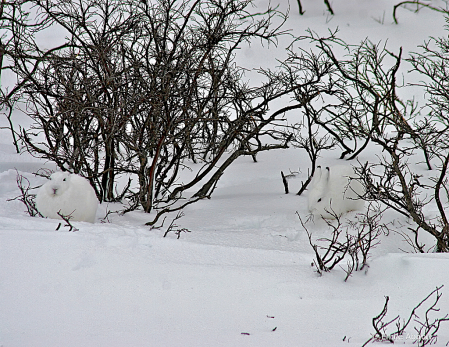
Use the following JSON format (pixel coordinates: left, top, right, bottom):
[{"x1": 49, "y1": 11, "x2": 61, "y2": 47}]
[
  {"x1": 298, "y1": 203, "x2": 386, "y2": 281},
  {"x1": 283, "y1": 30, "x2": 409, "y2": 197},
  {"x1": 286, "y1": 112, "x2": 337, "y2": 196},
  {"x1": 7, "y1": 170, "x2": 42, "y2": 217},
  {"x1": 393, "y1": 220, "x2": 433, "y2": 253},
  {"x1": 343, "y1": 203, "x2": 389, "y2": 280},
  {"x1": 278, "y1": 38, "x2": 347, "y2": 196},
  {"x1": 0, "y1": 0, "x2": 52, "y2": 154},
  {"x1": 303, "y1": 31, "x2": 403, "y2": 155},
  {"x1": 154, "y1": 211, "x2": 191, "y2": 239},
  {"x1": 55, "y1": 210, "x2": 79, "y2": 232},
  {"x1": 362, "y1": 285, "x2": 449, "y2": 347},
  {"x1": 393, "y1": 1, "x2": 449, "y2": 24},
  {"x1": 355, "y1": 137, "x2": 449, "y2": 253},
  {"x1": 296, "y1": 0, "x2": 334, "y2": 15},
  {"x1": 4, "y1": 0, "x2": 449, "y2": 246},
  {"x1": 299, "y1": 211, "x2": 349, "y2": 275},
  {"x1": 292, "y1": 25, "x2": 449, "y2": 252},
  {"x1": 7, "y1": 0, "x2": 347, "y2": 226},
  {"x1": 347, "y1": 28, "x2": 449, "y2": 252},
  {"x1": 280, "y1": 169, "x2": 301, "y2": 194}
]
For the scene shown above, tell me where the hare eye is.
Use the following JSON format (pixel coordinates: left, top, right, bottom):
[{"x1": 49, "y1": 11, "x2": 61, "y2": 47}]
[
  {"x1": 63, "y1": 178, "x2": 66, "y2": 181},
  {"x1": 317, "y1": 198, "x2": 322, "y2": 202}
]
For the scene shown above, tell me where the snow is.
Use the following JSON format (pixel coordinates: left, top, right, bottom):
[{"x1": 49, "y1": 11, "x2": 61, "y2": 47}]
[{"x1": 2, "y1": 1, "x2": 449, "y2": 346}]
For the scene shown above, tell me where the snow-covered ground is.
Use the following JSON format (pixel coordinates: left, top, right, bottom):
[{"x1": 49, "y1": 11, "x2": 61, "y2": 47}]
[{"x1": 2, "y1": 1, "x2": 449, "y2": 346}]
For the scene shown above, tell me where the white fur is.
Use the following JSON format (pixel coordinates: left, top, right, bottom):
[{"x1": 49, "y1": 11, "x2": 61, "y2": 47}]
[
  {"x1": 35, "y1": 172, "x2": 98, "y2": 223},
  {"x1": 308, "y1": 164, "x2": 364, "y2": 219},
  {"x1": 307, "y1": 166, "x2": 329, "y2": 212}
]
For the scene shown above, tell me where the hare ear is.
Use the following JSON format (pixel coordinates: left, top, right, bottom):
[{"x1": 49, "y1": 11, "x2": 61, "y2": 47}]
[
  {"x1": 310, "y1": 166, "x2": 322, "y2": 188},
  {"x1": 322, "y1": 166, "x2": 330, "y2": 183}
]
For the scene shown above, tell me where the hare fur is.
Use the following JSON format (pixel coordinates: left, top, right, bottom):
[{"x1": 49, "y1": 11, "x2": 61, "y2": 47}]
[
  {"x1": 308, "y1": 165, "x2": 364, "y2": 219},
  {"x1": 35, "y1": 172, "x2": 98, "y2": 223}
]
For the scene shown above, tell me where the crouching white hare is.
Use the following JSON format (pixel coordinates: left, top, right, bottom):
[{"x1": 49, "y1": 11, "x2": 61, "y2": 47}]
[
  {"x1": 308, "y1": 165, "x2": 364, "y2": 219},
  {"x1": 36, "y1": 172, "x2": 98, "y2": 223}
]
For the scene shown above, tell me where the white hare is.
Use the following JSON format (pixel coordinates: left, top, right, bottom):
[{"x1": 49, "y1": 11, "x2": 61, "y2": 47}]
[
  {"x1": 308, "y1": 165, "x2": 364, "y2": 219},
  {"x1": 35, "y1": 172, "x2": 99, "y2": 223}
]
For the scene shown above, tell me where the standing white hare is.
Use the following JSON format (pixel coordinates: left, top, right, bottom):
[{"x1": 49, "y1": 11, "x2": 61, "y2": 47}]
[
  {"x1": 308, "y1": 165, "x2": 365, "y2": 219},
  {"x1": 35, "y1": 172, "x2": 99, "y2": 223}
]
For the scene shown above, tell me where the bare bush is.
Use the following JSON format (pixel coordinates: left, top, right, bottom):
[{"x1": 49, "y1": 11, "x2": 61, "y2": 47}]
[
  {"x1": 393, "y1": 1, "x2": 449, "y2": 24},
  {"x1": 157, "y1": 211, "x2": 192, "y2": 239},
  {"x1": 362, "y1": 285, "x2": 449, "y2": 346},
  {"x1": 296, "y1": 0, "x2": 334, "y2": 15},
  {"x1": 290, "y1": 27, "x2": 449, "y2": 252},
  {"x1": 4, "y1": 0, "x2": 449, "y2": 244},
  {"x1": 349, "y1": 31, "x2": 449, "y2": 252},
  {"x1": 7, "y1": 170, "x2": 42, "y2": 217},
  {"x1": 3, "y1": 0, "x2": 309, "y2": 222},
  {"x1": 0, "y1": 0, "x2": 58, "y2": 153},
  {"x1": 298, "y1": 203, "x2": 387, "y2": 281},
  {"x1": 280, "y1": 30, "x2": 409, "y2": 196},
  {"x1": 6, "y1": 0, "x2": 369, "y2": 225},
  {"x1": 55, "y1": 211, "x2": 79, "y2": 232}
]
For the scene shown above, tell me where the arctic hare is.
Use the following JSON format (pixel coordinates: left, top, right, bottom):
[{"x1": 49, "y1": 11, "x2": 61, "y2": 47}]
[
  {"x1": 308, "y1": 164, "x2": 364, "y2": 219},
  {"x1": 35, "y1": 172, "x2": 98, "y2": 223}
]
